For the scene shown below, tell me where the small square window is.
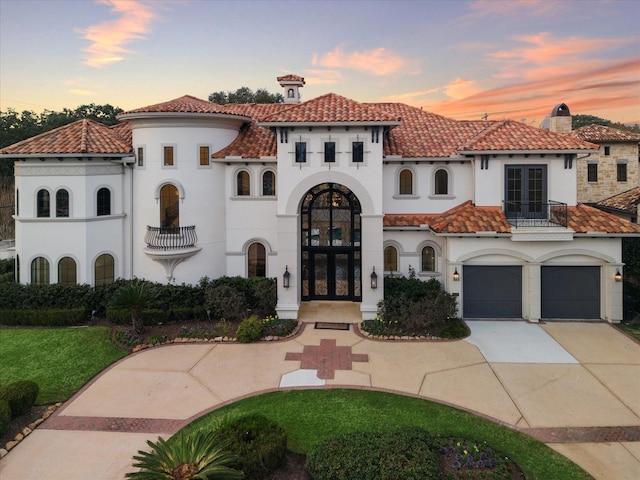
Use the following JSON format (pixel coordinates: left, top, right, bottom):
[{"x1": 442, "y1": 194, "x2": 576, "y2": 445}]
[
  {"x1": 295, "y1": 142, "x2": 306, "y2": 163},
  {"x1": 199, "y1": 146, "x2": 210, "y2": 166},
  {"x1": 352, "y1": 141, "x2": 364, "y2": 163},
  {"x1": 617, "y1": 163, "x2": 627, "y2": 182},
  {"x1": 587, "y1": 164, "x2": 598, "y2": 182},
  {"x1": 604, "y1": 146, "x2": 610, "y2": 156},
  {"x1": 137, "y1": 147, "x2": 144, "y2": 167},
  {"x1": 324, "y1": 142, "x2": 336, "y2": 163},
  {"x1": 164, "y1": 146, "x2": 174, "y2": 166}
]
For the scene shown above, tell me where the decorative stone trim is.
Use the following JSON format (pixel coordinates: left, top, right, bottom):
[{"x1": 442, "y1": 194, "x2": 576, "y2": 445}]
[
  {"x1": 2, "y1": 402, "x2": 62, "y2": 454},
  {"x1": 130, "y1": 322, "x2": 303, "y2": 352}
]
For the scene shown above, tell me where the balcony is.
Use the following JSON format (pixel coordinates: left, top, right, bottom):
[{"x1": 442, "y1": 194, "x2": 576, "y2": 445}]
[
  {"x1": 504, "y1": 201, "x2": 573, "y2": 242},
  {"x1": 145, "y1": 225, "x2": 197, "y2": 250},
  {"x1": 143, "y1": 226, "x2": 201, "y2": 281},
  {"x1": 504, "y1": 200, "x2": 568, "y2": 228}
]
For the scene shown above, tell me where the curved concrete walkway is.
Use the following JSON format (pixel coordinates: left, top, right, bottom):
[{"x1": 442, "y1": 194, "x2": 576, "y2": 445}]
[{"x1": 1, "y1": 304, "x2": 639, "y2": 479}]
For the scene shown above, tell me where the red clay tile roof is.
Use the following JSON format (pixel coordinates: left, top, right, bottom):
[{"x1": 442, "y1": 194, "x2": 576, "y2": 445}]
[
  {"x1": 596, "y1": 187, "x2": 640, "y2": 215},
  {"x1": 260, "y1": 93, "x2": 401, "y2": 124},
  {"x1": 212, "y1": 121, "x2": 277, "y2": 158},
  {"x1": 568, "y1": 203, "x2": 640, "y2": 233},
  {"x1": 110, "y1": 122, "x2": 132, "y2": 146},
  {"x1": 375, "y1": 103, "x2": 485, "y2": 157},
  {"x1": 460, "y1": 120, "x2": 598, "y2": 152},
  {"x1": 277, "y1": 74, "x2": 305, "y2": 84},
  {"x1": 120, "y1": 95, "x2": 243, "y2": 115},
  {"x1": 429, "y1": 201, "x2": 512, "y2": 233},
  {"x1": 383, "y1": 214, "x2": 437, "y2": 227},
  {"x1": 570, "y1": 124, "x2": 640, "y2": 142},
  {"x1": 385, "y1": 201, "x2": 640, "y2": 234},
  {"x1": 0, "y1": 119, "x2": 132, "y2": 155}
]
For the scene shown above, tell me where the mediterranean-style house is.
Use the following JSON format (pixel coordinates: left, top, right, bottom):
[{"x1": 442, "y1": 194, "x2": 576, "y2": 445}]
[{"x1": 3, "y1": 75, "x2": 640, "y2": 322}]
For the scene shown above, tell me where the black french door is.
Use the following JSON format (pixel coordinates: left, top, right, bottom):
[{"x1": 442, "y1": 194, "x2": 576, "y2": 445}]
[{"x1": 301, "y1": 183, "x2": 361, "y2": 301}]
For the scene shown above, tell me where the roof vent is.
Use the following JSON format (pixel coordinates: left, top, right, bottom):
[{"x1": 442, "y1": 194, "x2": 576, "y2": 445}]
[{"x1": 551, "y1": 103, "x2": 571, "y2": 117}]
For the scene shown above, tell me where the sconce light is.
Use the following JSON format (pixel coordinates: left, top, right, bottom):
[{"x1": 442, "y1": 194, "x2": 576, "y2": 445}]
[
  {"x1": 614, "y1": 269, "x2": 622, "y2": 282},
  {"x1": 370, "y1": 267, "x2": 378, "y2": 289},
  {"x1": 453, "y1": 268, "x2": 460, "y2": 282},
  {"x1": 283, "y1": 266, "x2": 290, "y2": 289}
]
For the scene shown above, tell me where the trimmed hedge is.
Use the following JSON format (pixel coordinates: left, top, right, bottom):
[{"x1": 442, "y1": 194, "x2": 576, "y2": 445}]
[
  {"x1": 0, "y1": 399, "x2": 10, "y2": 435},
  {"x1": 217, "y1": 414, "x2": 287, "y2": 479},
  {"x1": 0, "y1": 380, "x2": 39, "y2": 418},
  {"x1": 306, "y1": 427, "x2": 440, "y2": 480},
  {"x1": 0, "y1": 308, "x2": 87, "y2": 326}
]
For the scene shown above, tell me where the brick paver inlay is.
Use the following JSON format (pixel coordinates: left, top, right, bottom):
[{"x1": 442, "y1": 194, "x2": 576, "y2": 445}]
[
  {"x1": 43, "y1": 415, "x2": 187, "y2": 434},
  {"x1": 285, "y1": 339, "x2": 368, "y2": 379}
]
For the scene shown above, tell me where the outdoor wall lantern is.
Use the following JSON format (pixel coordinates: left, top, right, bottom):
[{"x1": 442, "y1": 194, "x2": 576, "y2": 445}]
[
  {"x1": 453, "y1": 268, "x2": 460, "y2": 281},
  {"x1": 283, "y1": 266, "x2": 290, "y2": 289},
  {"x1": 370, "y1": 267, "x2": 378, "y2": 289},
  {"x1": 614, "y1": 269, "x2": 622, "y2": 282}
]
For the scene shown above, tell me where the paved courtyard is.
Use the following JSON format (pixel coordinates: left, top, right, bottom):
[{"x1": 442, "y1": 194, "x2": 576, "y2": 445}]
[{"x1": 1, "y1": 303, "x2": 639, "y2": 479}]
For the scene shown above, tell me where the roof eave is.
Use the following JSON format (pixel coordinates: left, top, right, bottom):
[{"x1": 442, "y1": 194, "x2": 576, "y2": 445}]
[
  {"x1": 0, "y1": 152, "x2": 131, "y2": 159},
  {"x1": 117, "y1": 111, "x2": 252, "y2": 122}
]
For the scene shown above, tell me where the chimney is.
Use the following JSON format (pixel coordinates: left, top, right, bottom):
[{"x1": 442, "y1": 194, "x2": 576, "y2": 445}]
[
  {"x1": 549, "y1": 103, "x2": 572, "y2": 134},
  {"x1": 277, "y1": 74, "x2": 305, "y2": 104}
]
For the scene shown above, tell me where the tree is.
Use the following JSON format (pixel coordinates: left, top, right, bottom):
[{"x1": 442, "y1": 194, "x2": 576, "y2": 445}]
[
  {"x1": 572, "y1": 114, "x2": 640, "y2": 133},
  {"x1": 208, "y1": 87, "x2": 283, "y2": 105},
  {"x1": 110, "y1": 281, "x2": 157, "y2": 334}
]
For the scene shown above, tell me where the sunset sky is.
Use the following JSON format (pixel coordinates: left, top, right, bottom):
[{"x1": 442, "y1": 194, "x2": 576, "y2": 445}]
[{"x1": 1, "y1": 0, "x2": 638, "y2": 125}]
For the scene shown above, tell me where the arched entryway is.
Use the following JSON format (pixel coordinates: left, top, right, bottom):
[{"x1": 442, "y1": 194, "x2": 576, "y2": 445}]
[{"x1": 301, "y1": 183, "x2": 361, "y2": 301}]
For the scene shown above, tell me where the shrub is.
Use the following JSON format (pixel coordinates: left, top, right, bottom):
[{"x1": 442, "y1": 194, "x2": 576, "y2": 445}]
[
  {"x1": 0, "y1": 308, "x2": 87, "y2": 326},
  {"x1": 0, "y1": 399, "x2": 10, "y2": 435},
  {"x1": 251, "y1": 277, "x2": 277, "y2": 318},
  {"x1": 217, "y1": 414, "x2": 287, "y2": 479},
  {"x1": 206, "y1": 283, "x2": 247, "y2": 322},
  {"x1": 235, "y1": 315, "x2": 264, "y2": 343},
  {"x1": 439, "y1": 318, "x2": 469, "y2": 338},
  {"x1": 0, "y1": 380, "x2": 40, "y2": 418},
  {"x1": 306, "y1": 427, "x2": 439, "y2": 480},
  {"x1": 126, "y1": 430, "x2": 243, "y2": 480},
  {"x1": 262, "y1": 315, "x2": 297, "y2": 337}
]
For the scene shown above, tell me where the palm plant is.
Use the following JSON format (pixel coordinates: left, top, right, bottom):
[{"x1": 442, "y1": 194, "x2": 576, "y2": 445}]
[
  {"x1": 126, "y1": 430, "x2": 244, "y2": 480},
  {"x1": 110, "y1": 281, "x2": 157, "y2": 334}
]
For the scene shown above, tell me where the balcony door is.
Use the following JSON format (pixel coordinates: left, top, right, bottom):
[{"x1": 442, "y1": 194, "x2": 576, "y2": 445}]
[
  {"x1": 301, "y1": 183, "x2": 361, "y2": 301},
  {"x1": 505, "y1": 165, "x2": 547, "y2": 219}
]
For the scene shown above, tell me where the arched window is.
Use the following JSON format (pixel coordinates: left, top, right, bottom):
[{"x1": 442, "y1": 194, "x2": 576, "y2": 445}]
[
  {"x1": 421, "y1": 246, "x2": 436, "y2": 272},
  {"x1": 399, "y1": 169, "x2": 413, "y2": 195},
  {"x1": 248, "y1": 242, "x2": 266, "y2": 278},
  {"x1": 97, "y1": 188, "x2": 111, "y2": 216},
  {"x1": 58, "y1": 257, "x2": 77, "y2": 285},
  {"x1": 237, "y1": 171, "x2": 250, "y2": 196},
  {"x1": 288, "y1": 88, "x2": 294, "y2": 98},
  {"x1": 262, "y1": 171, "x2": 275, "y2": 196},
  {"x1": 160, "y1": 184, "x2": 179, "y2": 230},
  {"x1": 37, "y1": 189, "x2": 50, "y2": 217},
  {"x1": 435, "y1": 169, "x2": 448, "y2": 195},
  {"x1": 56, "y1": 189, "x2": 69, "y2": 217},
  {"x1": 384, "y1": 246, "x2": 398, "y2": 272},
  {"x1": 31, "y1": 257, "x2": 50, "y2": 285},
  {"x1": 95, "y1": 254, "x2": 114, "y2": 286}
]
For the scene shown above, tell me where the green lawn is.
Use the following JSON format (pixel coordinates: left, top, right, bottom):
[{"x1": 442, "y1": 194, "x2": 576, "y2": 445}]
[
  {"x1": 0, "y1": 326, "x2": 128, "y2": 404},
  {"x1": 183, "y1": 389, "x2": 593, "y2": 480},
  {"x1": 616, "y1": 322, "x2": 640, "y2": 342}
]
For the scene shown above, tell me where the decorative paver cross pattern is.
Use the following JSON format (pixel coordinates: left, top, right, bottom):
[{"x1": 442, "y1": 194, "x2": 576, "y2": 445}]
[{"x1": 285, "y1": 339, "x2": 368, "y2": 379}]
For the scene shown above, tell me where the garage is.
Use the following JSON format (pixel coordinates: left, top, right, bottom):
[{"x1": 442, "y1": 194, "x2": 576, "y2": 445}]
[
  {"x1": 541, "y1": 266, "x2": 600, "y2": 319},
  {"x1": 463, "y1": 266, "x2": 522, "y2": 318}
]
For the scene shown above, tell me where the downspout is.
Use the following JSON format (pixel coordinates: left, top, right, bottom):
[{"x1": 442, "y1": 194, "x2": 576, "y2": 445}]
[{"x1": 119, "y1": 156, "x2": 135, "y2": 279}]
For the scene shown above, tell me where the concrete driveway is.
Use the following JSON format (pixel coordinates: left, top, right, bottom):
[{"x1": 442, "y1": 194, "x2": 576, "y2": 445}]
[{"x1": 1, "y1": 305, "x2": 639, "y2": 480}]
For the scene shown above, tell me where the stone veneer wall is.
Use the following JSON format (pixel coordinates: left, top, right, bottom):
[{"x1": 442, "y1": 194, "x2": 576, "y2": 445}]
[{"x1": 577, "y1": 142, "x2": 639, "y2": 204}]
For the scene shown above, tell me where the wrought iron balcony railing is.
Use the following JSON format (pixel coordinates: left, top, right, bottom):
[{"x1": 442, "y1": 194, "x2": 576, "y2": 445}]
[
  {"x1": 145, "y1": 225, "x2": 197, "y2": 250},
  {"x1": 504, "y1": 200, "x2": 568, "y2": 228}
]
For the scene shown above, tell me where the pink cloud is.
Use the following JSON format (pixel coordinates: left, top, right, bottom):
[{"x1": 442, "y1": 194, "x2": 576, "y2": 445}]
[
  {"x1": 421, "y1": 57, "x2": 640, "y2": 123},
  {"x1": 79, "y1": 0, "x2": 160, "y2": 68},
  {"x1": 303, "y1": 69, "x2": 343, "y2": 85},
  {"x1": 313, "y1": 46, "x2": 420, "y2": 76}
]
